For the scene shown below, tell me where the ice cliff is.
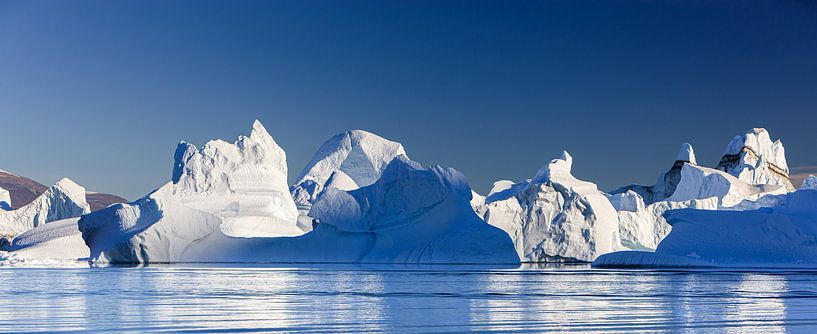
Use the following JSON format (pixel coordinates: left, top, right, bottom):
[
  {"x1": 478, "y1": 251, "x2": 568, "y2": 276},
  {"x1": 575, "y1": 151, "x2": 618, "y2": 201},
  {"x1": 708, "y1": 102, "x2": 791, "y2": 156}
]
[{"x1": 475, "y1": 151, "x2": 621, "y2": 262}]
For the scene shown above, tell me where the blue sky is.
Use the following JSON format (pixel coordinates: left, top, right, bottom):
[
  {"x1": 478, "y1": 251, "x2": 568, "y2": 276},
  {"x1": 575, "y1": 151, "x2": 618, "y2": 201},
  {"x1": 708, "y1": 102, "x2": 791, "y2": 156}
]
[{"x1": 1, "y1": 0, "x2": 816, "y2": 199}]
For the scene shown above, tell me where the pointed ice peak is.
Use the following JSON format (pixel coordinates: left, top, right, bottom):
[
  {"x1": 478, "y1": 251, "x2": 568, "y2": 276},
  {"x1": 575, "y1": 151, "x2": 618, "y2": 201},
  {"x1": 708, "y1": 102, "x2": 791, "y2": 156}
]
[
  {"x1": 488, "y1": 180, "x2": 515, "y2": 196},
  {"x1": 721, "y1": 128, "x2": 787, "y2": 171},
  {"x1": 717, "y1": 128, "x2": 792, "y2": 189},
  {"x1": 172, "y1": 120, "x2": 291, "y2": 193},
  {"x1": 802, "y1": 175, "x2": 817, "y2": 190},
  {"x1": 675, "y1": 143, "x2": 696, "y2": 165},
  {"x1": 323, "y1": 170, "x2": 359, "y2": 192},
  {"x1": 532, "y1": 151, "x2": 573, "y2": 183},
  {"x1": 54, "y1": 178, "x2": 88, "y2": 201},
  {"x1": 294, "y1": 129, "x2": 407, "y2": 197}
]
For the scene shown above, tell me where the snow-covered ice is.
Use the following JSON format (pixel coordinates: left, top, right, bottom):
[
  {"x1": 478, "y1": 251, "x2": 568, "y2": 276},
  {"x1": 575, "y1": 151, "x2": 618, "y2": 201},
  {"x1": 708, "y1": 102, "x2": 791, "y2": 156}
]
[
  {"x1": 475, "y1": 151, "x2": 621, "y2": 262},
  {"x1": 0, "y1": 178, "x2": 90, "y2": 236},
  {"x1": 595, "y1": 189, "x2": 817, "y2": 268},
  {"x1": 172, "y1": 120, "x2": 302, "y2": 237},
  {"x1": 291, "y1": 130, "x2": 407, "y2": 220},
  {"x1": 82, "y1": 156, "x2": 519, "y2": 264}
]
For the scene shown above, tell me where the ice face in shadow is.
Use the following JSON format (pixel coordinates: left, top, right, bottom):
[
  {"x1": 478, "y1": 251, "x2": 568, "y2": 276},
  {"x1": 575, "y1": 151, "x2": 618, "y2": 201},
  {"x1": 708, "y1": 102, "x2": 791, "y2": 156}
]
[
  {"x1": 801, "y1": 175, "x2": 817, "y2": 190},
  {"x1": 595, "y1": 189, "x2": 817, "y2": 268},
  {"x1": 475, "y1": 151, "x2": 622, "y2": 262},
  {"x1": 81, "y1": 156, "x2": 519, "y2": 264},
  {"x1": 291, "y1": 130, "x2": 407, "y2": 222},
  {"x1": 0, "y1": 178, "x2": 90, "y2": 236}
]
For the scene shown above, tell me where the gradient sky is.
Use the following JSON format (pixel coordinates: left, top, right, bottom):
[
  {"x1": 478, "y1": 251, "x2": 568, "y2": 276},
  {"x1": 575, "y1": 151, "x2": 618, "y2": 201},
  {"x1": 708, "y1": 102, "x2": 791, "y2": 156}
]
[{"x1": 1, "y1": 0, "x2": 816, "y2": 200}]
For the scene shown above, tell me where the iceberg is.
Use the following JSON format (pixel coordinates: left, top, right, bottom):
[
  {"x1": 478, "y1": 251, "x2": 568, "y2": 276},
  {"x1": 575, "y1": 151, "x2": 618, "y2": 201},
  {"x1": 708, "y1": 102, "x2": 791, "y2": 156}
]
[
  {"x1": 291, "y1": 130, "x2": 407, "y2": 221},
  {"x1": 78, "y1": 124, "x2": 519, "y2": 264},
  {"x1": 594, "y1": 189, "x2": 817, "y2": 268},
  {"x1": 610, "y1": 133, "x2": 791, "y2": 250},
  {"x1": 2, "y1": 218, "x2": 89, "y2": 264},
  {"x1": 475, "y1": 151, "x2": 621, "y2": 262},
  {"x1": 0, "y1": 178, "x2": 90, "y2": 237}
]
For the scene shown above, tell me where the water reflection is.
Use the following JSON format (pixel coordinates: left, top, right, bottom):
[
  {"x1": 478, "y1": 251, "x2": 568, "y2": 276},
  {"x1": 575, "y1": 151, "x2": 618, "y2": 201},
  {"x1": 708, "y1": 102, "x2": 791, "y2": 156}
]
[{"x1": 0, "y1": 265, "x2": 816, "y2": 332}]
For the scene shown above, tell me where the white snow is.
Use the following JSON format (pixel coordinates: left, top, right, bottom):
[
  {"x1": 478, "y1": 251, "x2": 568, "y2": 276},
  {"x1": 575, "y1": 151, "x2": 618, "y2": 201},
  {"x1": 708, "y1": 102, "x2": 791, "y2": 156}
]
[
  {"x1": 475, "y1": 151, "x2": 621, "y2": 262},
  {"x1": 291, "y1": 130, "x2": 407, "y2": 216},
  {"x1": 171, "y1": 120, "x2": 302, "y2": 237},
  {"x1": 595, "y1": 189, "x2": 817, "y2": 268},
  {"x1": 0, "y1": 178, "x2": 90, "y2": 236},
  {"x1": 81, "y1": 157, "x2": 519, "y2": 264}
]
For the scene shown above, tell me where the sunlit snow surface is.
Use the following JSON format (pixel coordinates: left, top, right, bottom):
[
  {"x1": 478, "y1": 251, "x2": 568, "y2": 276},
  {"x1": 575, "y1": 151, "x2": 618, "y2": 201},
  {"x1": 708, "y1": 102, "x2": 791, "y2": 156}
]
[{"x1": 1, "y1": 264, "x2": 817, "y2": 332}]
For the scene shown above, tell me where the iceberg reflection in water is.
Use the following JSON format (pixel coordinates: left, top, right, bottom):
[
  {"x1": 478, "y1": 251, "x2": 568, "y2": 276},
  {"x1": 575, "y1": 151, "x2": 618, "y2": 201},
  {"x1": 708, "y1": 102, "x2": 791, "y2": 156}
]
[{"x1": 1, "y1": 264, "x2": 816, "y2": 332}]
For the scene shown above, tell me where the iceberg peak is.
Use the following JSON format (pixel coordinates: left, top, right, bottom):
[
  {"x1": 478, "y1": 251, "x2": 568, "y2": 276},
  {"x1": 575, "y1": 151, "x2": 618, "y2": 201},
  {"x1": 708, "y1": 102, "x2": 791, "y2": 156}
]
[
  {"x1": 675, "y1": 143, "x2": 696, "y2": 165},
  {"x1": 291, "y1": 129, "x2": 408, "y2": 215},
  {"x1": 802, "y1": 175, "x2": 817, "y2": 190},
  {"x1": 716, "y1": 128, "x2": 792, "y2": 189}
]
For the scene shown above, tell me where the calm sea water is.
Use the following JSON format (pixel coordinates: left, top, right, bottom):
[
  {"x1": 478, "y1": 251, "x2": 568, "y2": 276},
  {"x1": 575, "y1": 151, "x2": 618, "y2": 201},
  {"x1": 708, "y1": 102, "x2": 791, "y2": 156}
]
[{"x1": 1, "y1": 264, "x2": 817, "y2": 333}]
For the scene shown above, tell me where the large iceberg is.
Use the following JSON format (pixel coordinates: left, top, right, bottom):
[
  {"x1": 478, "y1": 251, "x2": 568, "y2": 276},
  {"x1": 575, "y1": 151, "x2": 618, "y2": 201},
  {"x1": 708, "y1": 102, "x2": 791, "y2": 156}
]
[
  {"x1": 595, "y1": 189, "x2": 817, "y2": 268},
  {"x1": 290, "y1": 130, "x2": 407, "y2": 225},
  {"x1": 474, "y1": 151, "x2": 621, "y2": 262},
  {"x1": 81, "y1": 156, "x2": 519, "y2": 264},
  {"x1": 609, "y1": 131, "x2": 792, "y2": 250},
  {"x1": 0, "y1": 178, "x2": 90, "y2": 237}
]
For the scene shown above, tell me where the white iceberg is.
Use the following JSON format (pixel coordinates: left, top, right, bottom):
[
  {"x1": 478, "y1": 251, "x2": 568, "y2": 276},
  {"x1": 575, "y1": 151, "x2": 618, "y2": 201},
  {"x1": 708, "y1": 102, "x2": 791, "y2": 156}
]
[
  {"x1": 1, "y1": 218, "x2": 89, "y2": 265},
  {"x1": 475, "y1": 151, "x2": 621, "y2": 262},
  {"x1": 0, "y1": 178, "x2": 90, "y2": 236},
  {"x1": 610, "y1": 136, "x2": 790, "y2": 250},
  {"x1": 81, "y1": 156, "x2": 519, "y2": 264},
  {"x1": 594, "y1": 189, "x2": 817, "y2": 268}
]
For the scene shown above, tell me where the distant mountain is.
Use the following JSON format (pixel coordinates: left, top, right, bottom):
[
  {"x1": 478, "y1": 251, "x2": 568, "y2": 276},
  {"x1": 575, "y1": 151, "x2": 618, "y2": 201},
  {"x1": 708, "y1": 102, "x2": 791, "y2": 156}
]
[{"x1": 0, "y1": 170, "x2": 126, "y2": 212}]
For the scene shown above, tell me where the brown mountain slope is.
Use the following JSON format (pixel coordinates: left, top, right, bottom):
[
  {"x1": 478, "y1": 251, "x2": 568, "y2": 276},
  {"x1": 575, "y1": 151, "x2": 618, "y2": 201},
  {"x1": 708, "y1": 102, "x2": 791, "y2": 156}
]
[{"x1": 0, "y1": 170, "x2": 127, "y2": 211}]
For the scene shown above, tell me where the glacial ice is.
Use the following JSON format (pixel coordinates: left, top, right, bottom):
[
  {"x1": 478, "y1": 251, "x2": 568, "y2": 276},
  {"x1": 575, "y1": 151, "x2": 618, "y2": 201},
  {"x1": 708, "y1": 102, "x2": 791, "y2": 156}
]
[
  {"x1": 291, "y1": 130, "x2": 407, "y2": 218},
  {"x1": 0, "y1": 178, "x2": 90, "y2": 236},
  {"x1": 594, "y1": 189, "x2": 817, "y2": 268},
  {"x1": 802, "y1": 175, "x2": 817, "y2": 190},
  {"x1": 475, "y1": 151, "x2": 621, "y2": 262},
  {"x1": 81, "y1": 156, "x2": 519, "y2": 264},
  {"x1": 716, "y1": 128, "x2": 794, "y2": 190},
  {"x1": 172, "y1": 120, "x2": 302, "y2": 237}
]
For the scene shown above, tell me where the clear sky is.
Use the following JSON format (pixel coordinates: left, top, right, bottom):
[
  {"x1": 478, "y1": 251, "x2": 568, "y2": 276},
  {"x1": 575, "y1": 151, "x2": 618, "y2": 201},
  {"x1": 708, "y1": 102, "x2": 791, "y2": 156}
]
[{"x1": 1, "y1": 0, "x2": 816, "y2": 200}]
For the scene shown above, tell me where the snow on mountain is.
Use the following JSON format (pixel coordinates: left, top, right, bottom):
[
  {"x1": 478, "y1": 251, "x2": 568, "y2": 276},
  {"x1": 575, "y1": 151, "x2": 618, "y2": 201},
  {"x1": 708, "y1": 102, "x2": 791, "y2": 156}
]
[
  {"x1": 801, "y1": 175, "x2": 817, "y2": 190},
  {"x1": 171, "y1": 120, "x2": 302, "y2": 237},
  {"x1": 0, "y1": 187, "x2": 10, "y2": 211},
  {"x1": 594, "y1": 189, "x2": 817, "y2": 268},
  {"x1": 0, "y1": 178, "x2": 90, "y2": 236},
  {"x1": 81, "y1": 156, "x2": 519, "y2": 264},
  {"x1": 291, "y1": 130, "x2": 407, "y2": 218},
  {"x1": 475, "y1": 151, "x2": 621, "y2": 262},
  {"x1": 715, "y1": 128, "x2": 794, "y2": 190}
]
